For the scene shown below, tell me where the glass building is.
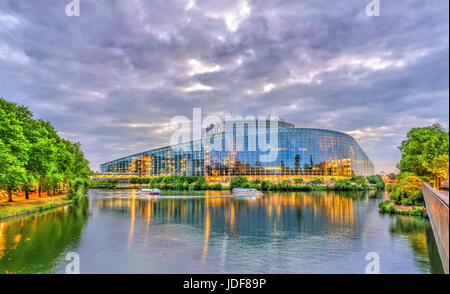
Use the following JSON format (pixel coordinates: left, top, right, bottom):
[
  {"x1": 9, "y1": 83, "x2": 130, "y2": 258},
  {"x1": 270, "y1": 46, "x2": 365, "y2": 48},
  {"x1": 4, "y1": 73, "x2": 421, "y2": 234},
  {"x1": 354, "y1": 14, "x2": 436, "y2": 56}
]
[{"x1": 100, "y1": 119, "x2": 374, "y2": 181}]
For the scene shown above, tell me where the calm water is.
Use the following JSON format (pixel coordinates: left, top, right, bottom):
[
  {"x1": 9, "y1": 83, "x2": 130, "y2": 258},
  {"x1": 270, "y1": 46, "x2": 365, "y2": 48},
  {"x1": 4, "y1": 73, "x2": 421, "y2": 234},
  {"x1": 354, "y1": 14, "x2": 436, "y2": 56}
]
[{"x1": 0, "y1": 189, "x2": 444, "y2": 274}]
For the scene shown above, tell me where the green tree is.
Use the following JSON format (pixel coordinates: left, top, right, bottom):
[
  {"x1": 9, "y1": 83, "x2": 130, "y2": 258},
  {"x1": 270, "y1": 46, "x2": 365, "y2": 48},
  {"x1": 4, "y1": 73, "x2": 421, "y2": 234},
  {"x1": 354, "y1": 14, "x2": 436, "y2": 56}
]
[
  {"x1": 0, "y1": 99, "x2": 31, "y2": 201},
  {"x1": 387, "y1": 175, "x2": 423, "y2": 205},
  {"x1": 25, "y1": 120, "x2": 58, "y2": 197},
  {"x1": 1, "y1": 97, "x2": 92, "y2": 200},
  {"x1": 368, "y1": 175, "x2": 385, "y2": 190},
  {"x1": 398, "y1": 124, "x2": 449, "y2": 187},
  {"x1": 229, "y1": 176, "x2": 248, "y2": 190},
  {"x1": 0, "y1": 143, "x2": 27, "y2": 202}
]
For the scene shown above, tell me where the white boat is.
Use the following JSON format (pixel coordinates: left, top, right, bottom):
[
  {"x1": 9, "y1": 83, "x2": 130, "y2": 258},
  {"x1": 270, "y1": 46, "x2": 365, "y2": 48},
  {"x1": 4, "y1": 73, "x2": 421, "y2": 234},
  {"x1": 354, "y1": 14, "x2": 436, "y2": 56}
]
[
  {"x1": 232, "y1": 188, "x2": 263, "y2": 197},
  {"x1": 140, "y1": 188, "x2": 161, "y2": 195}
]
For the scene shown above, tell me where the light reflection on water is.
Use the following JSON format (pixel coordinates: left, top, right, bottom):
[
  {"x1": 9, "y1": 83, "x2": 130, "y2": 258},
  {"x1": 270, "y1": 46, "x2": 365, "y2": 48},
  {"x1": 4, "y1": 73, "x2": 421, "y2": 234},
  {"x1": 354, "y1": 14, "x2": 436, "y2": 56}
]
[{"x1": 0, "y1": 189, "x2": 444, "y2": 274}]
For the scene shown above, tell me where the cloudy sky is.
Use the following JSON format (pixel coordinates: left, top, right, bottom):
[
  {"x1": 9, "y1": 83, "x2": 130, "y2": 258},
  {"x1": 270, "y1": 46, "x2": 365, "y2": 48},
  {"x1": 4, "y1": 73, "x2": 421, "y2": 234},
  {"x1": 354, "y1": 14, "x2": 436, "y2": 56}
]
[{"x1": 1, "y1": 0, "x2": 448, "y2": 173}]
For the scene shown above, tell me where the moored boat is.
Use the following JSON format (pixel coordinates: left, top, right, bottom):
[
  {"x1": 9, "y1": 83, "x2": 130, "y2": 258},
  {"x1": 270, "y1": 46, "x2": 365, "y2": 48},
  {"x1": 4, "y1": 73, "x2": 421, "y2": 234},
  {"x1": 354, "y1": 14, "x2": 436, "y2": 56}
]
[
  {"x1": 232, "y1": 188, "x2": 263, "y2": 198},
  {"x1": 140, "y1": 188, "x2": 161, "y2": 195}
]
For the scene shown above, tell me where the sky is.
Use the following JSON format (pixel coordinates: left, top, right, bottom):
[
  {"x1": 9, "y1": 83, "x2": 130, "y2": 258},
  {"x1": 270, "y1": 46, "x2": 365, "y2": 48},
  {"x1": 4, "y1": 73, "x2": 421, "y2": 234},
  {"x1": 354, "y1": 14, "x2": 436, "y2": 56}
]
[{"x1": 0, "y1": 0, "x2": 448, "y2": 173}]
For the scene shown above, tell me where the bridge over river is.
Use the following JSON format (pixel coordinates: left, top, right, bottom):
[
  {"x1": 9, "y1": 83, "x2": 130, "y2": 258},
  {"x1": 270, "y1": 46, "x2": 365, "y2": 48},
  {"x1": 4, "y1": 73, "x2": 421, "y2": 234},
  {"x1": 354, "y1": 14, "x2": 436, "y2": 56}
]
[{"x1": 423, "y1": 183, "x2": 449, "y2": 274}]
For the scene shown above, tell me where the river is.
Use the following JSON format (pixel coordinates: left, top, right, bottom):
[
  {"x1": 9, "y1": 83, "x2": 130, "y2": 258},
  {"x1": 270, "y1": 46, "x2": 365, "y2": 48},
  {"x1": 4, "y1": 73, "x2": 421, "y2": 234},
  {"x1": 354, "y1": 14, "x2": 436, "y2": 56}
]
[{"x1": 0, "y1": 189, "x2": 444, "y2": 274}]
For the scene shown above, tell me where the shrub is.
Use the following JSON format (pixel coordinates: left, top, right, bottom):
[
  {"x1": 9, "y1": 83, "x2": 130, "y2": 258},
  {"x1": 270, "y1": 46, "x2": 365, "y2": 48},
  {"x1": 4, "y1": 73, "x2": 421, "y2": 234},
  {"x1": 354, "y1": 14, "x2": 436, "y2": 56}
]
[
  {"x1": 333, "y1": 179, "x2": 353, "y2": 191},
  {"x1": 368, "y1": 175, "x2": 385, "y2": 190},
  {"x1": 229, "y1": 176, "x2": 249, "y2": 190},
  {"x1": 260, "y1": 180, "x2": 269, "y2": 191},
  {"x1": 89, "y1": 179, "x2": 118, "y2": 189},
  {"x1": 67, "y1": 177, "x2": 90, "y2": 200},
  {"x1": 293, "y1": 178, "x2": 304, "y2": 184},
  {"x1": 400, "y1": 198, "x2": 413, "y2": 206},
  {"x1": 389, "y1": 175, "x2": 422, "y2": 205},
  {"x1": 411, "y1": 192, "x2": 424, "y2": 206},
  {"x1": 310, "y1": 178, "x2": 323, "y2": 185},
  {"x1": 188, "y1": 181, "x2": 202, "y2": 191},
  {"x1": 351, "y1": 176, "x2": 367, "y2": 186},
  {"x1": 210, "y1": 183, "x2": 223, "y2": 190}
]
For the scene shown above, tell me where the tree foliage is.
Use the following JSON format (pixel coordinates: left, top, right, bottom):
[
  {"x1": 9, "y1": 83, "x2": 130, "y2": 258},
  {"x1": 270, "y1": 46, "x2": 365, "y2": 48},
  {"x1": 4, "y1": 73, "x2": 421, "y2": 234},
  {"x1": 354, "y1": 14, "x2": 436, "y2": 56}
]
[
  {"x1": 397, "y1": 124, "x2": 449, "y2": 187},
  {"x1": 368, "y1": 175, "x2": 385, "y2": 190},
  {"x1": 386, "y1": 175, "x2": 424, "y2": 206},
  {"x1": 0, "y1": 97, "x2": 91, "y2": 201}
]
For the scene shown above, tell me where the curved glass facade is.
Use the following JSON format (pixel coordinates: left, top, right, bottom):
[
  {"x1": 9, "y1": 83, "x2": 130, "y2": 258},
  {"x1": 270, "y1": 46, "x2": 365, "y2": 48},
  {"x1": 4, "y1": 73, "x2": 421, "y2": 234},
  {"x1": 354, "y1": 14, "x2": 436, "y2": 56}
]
[{"x1": 100, "y1": 122, "x2": 374, "y2": 180}]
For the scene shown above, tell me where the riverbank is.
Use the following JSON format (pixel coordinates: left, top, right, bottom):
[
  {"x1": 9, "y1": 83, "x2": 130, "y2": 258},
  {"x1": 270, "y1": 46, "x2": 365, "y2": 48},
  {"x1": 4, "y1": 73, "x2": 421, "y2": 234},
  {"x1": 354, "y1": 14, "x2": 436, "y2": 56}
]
[
  {"x1": 0, "y1": 195, "x2": 73, "y2": 220},
  {"x1": 378, "y1": 200, "x2": 424, "y2": 216},
  {"x1": 91, "y1": 184, "x2": 378, "y2": 192}
]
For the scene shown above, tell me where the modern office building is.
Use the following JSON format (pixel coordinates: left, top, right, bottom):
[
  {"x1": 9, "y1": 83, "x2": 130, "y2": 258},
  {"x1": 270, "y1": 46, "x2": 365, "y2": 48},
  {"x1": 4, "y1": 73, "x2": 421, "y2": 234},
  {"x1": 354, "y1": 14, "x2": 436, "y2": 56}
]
[{"x1": 100, "y1": 119, "x2": 374, "y2": 181}]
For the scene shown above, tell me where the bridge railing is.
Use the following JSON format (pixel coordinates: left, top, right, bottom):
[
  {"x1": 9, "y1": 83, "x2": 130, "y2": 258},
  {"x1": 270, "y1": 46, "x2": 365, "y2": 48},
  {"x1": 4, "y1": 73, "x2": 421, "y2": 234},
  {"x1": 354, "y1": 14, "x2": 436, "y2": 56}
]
[{"x1": 422, "y1": 182, "x2": 449, "y2": 274}]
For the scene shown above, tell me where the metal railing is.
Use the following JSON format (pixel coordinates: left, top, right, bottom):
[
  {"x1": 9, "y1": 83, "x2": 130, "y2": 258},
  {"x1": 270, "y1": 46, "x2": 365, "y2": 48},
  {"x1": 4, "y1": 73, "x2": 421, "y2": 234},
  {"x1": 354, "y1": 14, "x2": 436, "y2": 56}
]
[{"x1": 422, "y1": 182, "x2": 449, "y2": 274}]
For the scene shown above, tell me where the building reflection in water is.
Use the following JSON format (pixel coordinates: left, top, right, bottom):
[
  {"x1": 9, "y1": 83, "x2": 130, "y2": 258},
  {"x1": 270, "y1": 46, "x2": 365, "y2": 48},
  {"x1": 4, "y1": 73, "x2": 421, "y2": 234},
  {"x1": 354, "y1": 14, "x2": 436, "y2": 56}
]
[
  {"x1": 94, "y1": 190, "x2": 375, "y2": 260},
  {"x1": 0, "y1": 190, "x2": 443, "y2": 274}
]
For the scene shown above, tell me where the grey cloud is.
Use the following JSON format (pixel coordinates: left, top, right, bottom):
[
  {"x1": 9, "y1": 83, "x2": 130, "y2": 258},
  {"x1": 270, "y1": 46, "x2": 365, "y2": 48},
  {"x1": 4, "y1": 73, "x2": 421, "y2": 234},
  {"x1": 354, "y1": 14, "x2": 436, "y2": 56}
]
[{"x1": 0, "y1": 0, "x2": 448, "y2": 173}]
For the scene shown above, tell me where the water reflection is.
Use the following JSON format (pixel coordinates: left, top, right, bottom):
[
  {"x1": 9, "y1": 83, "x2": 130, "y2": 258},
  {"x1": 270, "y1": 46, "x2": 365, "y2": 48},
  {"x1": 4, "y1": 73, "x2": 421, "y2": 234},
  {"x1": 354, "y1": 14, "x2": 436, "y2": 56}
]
[
  {"x1": 0, "y1": 190, "x2": 443, "y2": 273},
  {"x1": 0, "y1": 198, "x2": 89, "y2": 274},
  {"x1": 94, "y1": 190, "x2": 374, "y2": 242},
  {"x1": 390, "y1": 216, "x2": 444, "y2": 274},
  {"x1": 89, "y1": 190, "x2": 441, "y2": 273}
]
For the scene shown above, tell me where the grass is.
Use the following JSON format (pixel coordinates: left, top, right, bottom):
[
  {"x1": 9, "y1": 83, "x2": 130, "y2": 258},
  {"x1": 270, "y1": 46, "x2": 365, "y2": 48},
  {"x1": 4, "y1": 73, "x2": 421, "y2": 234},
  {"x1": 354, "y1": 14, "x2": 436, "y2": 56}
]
[
  {"x1": 0, "y1": 195, "x2": 73, "y2": 219},
  {"x1": 378, "y1": 200, "x2": 424, "y2": 216}
]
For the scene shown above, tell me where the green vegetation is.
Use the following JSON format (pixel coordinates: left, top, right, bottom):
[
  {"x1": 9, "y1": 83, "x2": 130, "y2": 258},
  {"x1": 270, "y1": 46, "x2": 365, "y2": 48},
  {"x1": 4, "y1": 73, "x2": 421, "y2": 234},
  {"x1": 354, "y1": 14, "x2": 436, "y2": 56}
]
[
  {"x1": 90, "y1": 176, "x2": 224, "y2": 191},
  {"x1": 368, "y1": 175, "x2": 385, "y2": 190},
  {"x1": 379, "y1": 124, "x2": 448, "y2": 215},
  {"x1": 229, "y1": 176, "x2": 379, "y2": 192},
  {"x1": 230, "y1": 176, "x2": 312, "y2": 191},
  {"x1": 90, "y1": 179, "x2": 119, "y2": 189},
  {"x1": 0, "y1": 97, "x2": 91, "y2": 202},
  {"x1": 397, "y1": 123, "x2": 449, "y2": 188},
  {"x1": 386, "y1": 174, "x2": 424, "y2": 206},
  {"x1": 0, "y1": 197, "x2": 89, "y2": 273},
  {"x1": 331, "y1": 177, "x2": 369, "y2": 191},
  {"x1": 378, "y1": 200, "x2": 424, "y2": 216},
  {"x1": 67, "y1": 178, "x2": 91, "y2": 201},
  {"x1": 0, "y1": 195, "x2": 73, "y2": 218},
  {"x1": 148, "y1": 176, "x2": 223, "y2": 191},
  {"x1": 91, "y1": 175, "x2": 385, "y2": 192}
]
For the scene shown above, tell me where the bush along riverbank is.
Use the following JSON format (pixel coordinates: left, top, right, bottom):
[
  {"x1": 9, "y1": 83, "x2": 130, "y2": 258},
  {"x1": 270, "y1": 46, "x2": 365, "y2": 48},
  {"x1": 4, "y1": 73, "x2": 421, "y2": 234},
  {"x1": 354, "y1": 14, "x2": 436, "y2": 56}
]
[
  {"x1": 378, "y1": 200, "x2": 424, "y2": 216},
  {"x1": 377, "y1": 123, "x2": 449, "y2": 217},
  {"x1": 90, "y1": 176, "x2": 224, "y2": 191},
  {"x1": 67, "y1": 178, "x2": 90, "y2": 201},
  {"x1": 229, "y1": 176, "x2": 382, "y2": 192},
  {"x1": 379, "y1": 174, "x2": 426, "y2": 216},
  {"x1": 90, "y1": 175, "x2": 384, "y2": 192}
]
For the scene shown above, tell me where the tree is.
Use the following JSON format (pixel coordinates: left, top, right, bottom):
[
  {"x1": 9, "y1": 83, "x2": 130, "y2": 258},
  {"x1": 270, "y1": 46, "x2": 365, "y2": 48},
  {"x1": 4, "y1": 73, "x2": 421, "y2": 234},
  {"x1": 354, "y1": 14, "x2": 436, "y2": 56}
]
[
  {"x1": 0, "y1": 99, "x2": 31, "y2": 201},
  {"x1": 22, "y1": 173, "x2": 37, "y2": 200},
  {"x1": 387, "y1": 175, "x2": 423, "y2": 205},
  {"x1": 229, "y1": 176, "x2": 248, "y2": 190},
  {"x1": 387, "y1": 173, "x2": 397, "y2": 181},
  {"x1": 1, "y1": 97, "x2": 92, "y2": 200},
  {"x1": 398, "y1": 124, "x2": 449, "y2": 188},
  {"x1": 368, "y1": 175, "x2": 385, "y2": 190},
  {"x1": 0, "y1": 143, "x2": 27, "y2": 202}
]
